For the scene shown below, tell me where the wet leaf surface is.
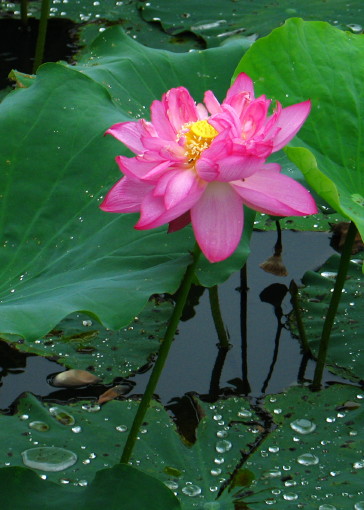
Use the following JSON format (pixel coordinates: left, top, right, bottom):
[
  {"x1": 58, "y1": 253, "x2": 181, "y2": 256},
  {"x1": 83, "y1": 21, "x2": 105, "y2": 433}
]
[
  {"x1": 290, "y1": 252, "x2": 364, "y2": 383},
  {"x1": 0, "y1": 301, "x2": 171, "y2": 382},
  {"x1": 239, "y1": 385, "x2": 364, "y2": 509}
]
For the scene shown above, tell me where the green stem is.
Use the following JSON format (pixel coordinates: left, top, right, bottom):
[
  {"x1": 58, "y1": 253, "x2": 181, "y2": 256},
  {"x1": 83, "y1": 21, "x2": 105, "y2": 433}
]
[
  {"x1": 289, "y1": 280, "x2": 311, "y2": 356},
  {"x1": 120, "y1": 243, "x2": 201, "y2": 464},
  {"x1": 32, "y1": 0, "x2": 50, "y2": 73},
  {"x1": 20, "y1": 0, "x2": 28, "y2": 27},
  {"x1": 208, "y1": 285, "x2": 230, "y2": 348},
  {"x1": 312, "y1": 221, "x2": 358, "y2": 390}
]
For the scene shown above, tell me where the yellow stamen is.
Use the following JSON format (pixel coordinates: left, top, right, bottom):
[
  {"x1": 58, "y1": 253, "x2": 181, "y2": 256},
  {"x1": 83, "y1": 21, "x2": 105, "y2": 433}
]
[
  {"x1": 182, "y1": 120, "x2": 218, "y2": 164},
  {"x1": 189, "y1": 119, "x2": 218, "y2": 139}
]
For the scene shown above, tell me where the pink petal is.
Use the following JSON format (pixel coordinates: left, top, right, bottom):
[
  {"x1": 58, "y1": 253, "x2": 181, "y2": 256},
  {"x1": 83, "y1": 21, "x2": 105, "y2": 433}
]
[
  {"x1": 225, "y1": 73, "x2": 255, "y2": 100},
  {"x1": 191, "y1": 182, "x2": 244, "y2": 262},
  {"x1": 116, "y1": 156, "x2": 170, "y2": 182},
  {"x1": 196, "y1": 102, "x2": 209, "y2": 119},
  {"x1": 136, "y1": 180, "x2": 207, "y2": 230},
  {"x1": 214, "y1": 154, "x2": 265, "y2": 181},
  {"x1": 164, "y1": 87, "x2": 199, "y2": 133},
  {"x1": 150, "y1": 98, "x2": 176, "y2": 140},
  {"x1": 106, "y1": 120, "x2": 155, "y2": 155},
  {"x1": 225, "y1": 91, "x2": 251, "y2": 120},
  {"x1": 232, "y1": 168, "x2": 318, "y2": 216},
  {"x1": 241, "y1": 98, "x2": 270, "y2": 139},
  {"x1": 209, "y1": 105, "x2": 241, "y2": 138},
  {"x1": 197, "y1": 137, "x2": 266, "y2": 182},
  {"x1": 272, "y1": 100, "x2": 311, "y2": 151},
  {"x1": 140, "y1": 136, "x2": 186, "y2": 161},
  {"x1": 100, "y1": 177, "x2": 152, "y2": 213},
  {"x1": 163, "y1": 170, "x2": 202, "y2": 210},
  {"x1": 143, "y1": 160, "x2": 177, "y2": 181},
  {"x1": 203, "y1": 90, "x2": 222, "y2": 115}
]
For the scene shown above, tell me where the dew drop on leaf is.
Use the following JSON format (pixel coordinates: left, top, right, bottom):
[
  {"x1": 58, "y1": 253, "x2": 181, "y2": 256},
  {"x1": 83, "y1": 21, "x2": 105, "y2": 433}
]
[
  {"x1": 290, "y1": 418, "x2": 316, "y2": 434},
  {"x1": 21, "y1": 447, "x2": 77, "y2": 472},
  {"x1": 28, "y1": 421, "x2": 49, "y2": 432},
  {"x1": 164, "y1": 480, "x2": 178, "y2": 490},
  {"x1": 115, "y1": 425, "x2": 128, "y2": 432},
  {"x1": 262, "y1": 469, "x2": 281, "y2": 479},
  {"x1": 49, "y1": 407, "x2": 75, "y2": 426},
  {"x1": 283, "y1": 492, "x2": 298, "y2": 501},
  {"x1": 215, "y1": 440, "x2": 232, "y2": 453},
  {"x1": 297, "y1": 453, "x2": 319, "y2": 465},
  {"x1": 181, "y1": 484, "x2": 202, "y2": 497},
  {"x1": 353, "y1": 460, "x2": 364, "y2": 469}
]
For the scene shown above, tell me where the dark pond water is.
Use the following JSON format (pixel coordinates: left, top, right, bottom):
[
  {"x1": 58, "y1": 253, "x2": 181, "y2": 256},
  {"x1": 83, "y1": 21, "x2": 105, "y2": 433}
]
[
  {"x1": 0, "y1": 230, "x2": 355, "y2": 415},
  {"x1": 0, "y1": 18, "x2": 77, "y2": 89}
]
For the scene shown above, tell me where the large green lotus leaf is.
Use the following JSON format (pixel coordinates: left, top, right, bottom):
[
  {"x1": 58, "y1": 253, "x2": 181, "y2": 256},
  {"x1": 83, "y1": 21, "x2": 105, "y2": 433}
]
[
  {"x1": 2, "y1": 393, "x2": 262, "y2": 508},
  {"x1": 0, "y1": 300, "x2": 172, "y2": 382},
  {"x1": 138, "y1": 0, "x2": 364, "y2": 48},
  {"x1": 0, "y1": 28, "x2": 253, "y2": 340},
  {"x1": 0, "y1": 464, "x2": 181, "y2": 510},
  {"x1": 289, "y1": 254, "x2": 364, "y2": 383},
  {"x1": 237, "y1": 384, "x2": 364, "y2": 508},
  {"x1": 233, "y1": 19, "x2": 364, "y2": 259}
]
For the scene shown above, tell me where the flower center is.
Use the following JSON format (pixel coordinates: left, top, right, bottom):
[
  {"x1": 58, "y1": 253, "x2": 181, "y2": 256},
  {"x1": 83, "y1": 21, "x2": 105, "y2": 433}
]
[{"x1": 183, "y1": 120, "x2": 218, "y2": 163}]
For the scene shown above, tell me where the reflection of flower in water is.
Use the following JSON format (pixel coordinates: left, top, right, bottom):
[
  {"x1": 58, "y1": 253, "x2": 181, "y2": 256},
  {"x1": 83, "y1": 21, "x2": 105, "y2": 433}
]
[{"x1": 101, "y1": 73, "x2": 317, "y2": 262}]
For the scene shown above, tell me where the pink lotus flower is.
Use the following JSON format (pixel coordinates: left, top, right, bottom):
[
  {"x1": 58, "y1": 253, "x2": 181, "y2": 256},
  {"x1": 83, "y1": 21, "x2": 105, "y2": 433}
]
[{"x1": 100, "y1": 74, "x2": 317, "y2": 262}]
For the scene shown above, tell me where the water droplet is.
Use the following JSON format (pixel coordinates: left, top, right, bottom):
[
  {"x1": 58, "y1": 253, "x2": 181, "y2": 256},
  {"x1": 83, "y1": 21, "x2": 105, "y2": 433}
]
[
  {"x1": 210, "y1": 468, "x2": 222, "y2": 476},
  {"x1": 22, "y1": 447, "x2": 77, "y2": 472},
  {"x1": 355, "y1": 503, "x2": 364, "y2": 510},
  {"x1": 237, "y1": 409, "x2": 252, "y2": 418},
  {"x1": 49, "y1": 407, "x2": 75, "y2": 426},
  {"x1": 209, "y1": 486, "x2": 218, "y2": 492},
  {"x1": 347, "y1": 23, "x2": 363, "y2": 33},
  {"x1": 19, "y1": 414, "x2": 29, "y2": 421},
  {"x1": 265, "y1": 499, "x2": 276, "y2": 505},
  {"x1": 116, "y1": 425, "x2": 128, "y2": 432},
  {"x1": 29, "y1": 421, "x2": 49, "y2": 432},
  {"x1": 262, "y1": 469, "x2": 281, "y2": 478},
  {"x1": 82, "y1": 319, "x2": 93, "y2": 326},
  {"x1": 326, "y1": 416, "x2": 336, "y2": 423},
  {"x1": 215, "y1": 440, "x2": 232, "y2": 453},
  {"x1": 353, "y1": 460, "x2": 364, "y2": 469},
  {"x1": 285, "y1": 480, "x2": 297, "y2": 487},
  {"x1": 290, "y1": 418, "x2": 316, "y2": 434},
  {"x1": 268, "y1": 445, "x2": 279, "y2": 453},
  {"x1": 81, "y1": 404, "x2": 101, "y2": 413},
  {"x1": 182, "y1": 484, "x2": 202, "y2": 497},
  {"x1": 319, "y1": 505, "x2": 337, "y2": 510},
  {"x1": 164, "y1": 480, "x2": 178, "y2": 490},
  {"x1": 283, "y1": 493, "x2": 298, "y2": 501},
  {"x1": 273, "y1": 408, "x2": 282, "y2": 414},
  {"x1": 213, "y1": 414, "x2": 223, "y2": 421},
  {"x1": 297, "y1": 453, "x2": 319, "y2": 465},
  {"x1": 71, "y1": 426, "x2": 82, "y2": 433},
  {"x1": 216, "y1": 429, "x2": 228, "y2": 438},
  {"x1": 78, "y1": 480, "x2": 88, "y2": 487},
  {"x1": 214, "y1": 457, "x2": 224, "y2": 465},
  {"x1": 321, "y1": 271, "x2": 337, "y2": 279}
]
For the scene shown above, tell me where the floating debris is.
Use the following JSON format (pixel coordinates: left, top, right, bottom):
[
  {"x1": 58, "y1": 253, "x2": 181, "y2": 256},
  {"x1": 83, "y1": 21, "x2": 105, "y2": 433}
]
[{"x1": 51, "y1": 369, "x2": 102, "y2": 387}]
